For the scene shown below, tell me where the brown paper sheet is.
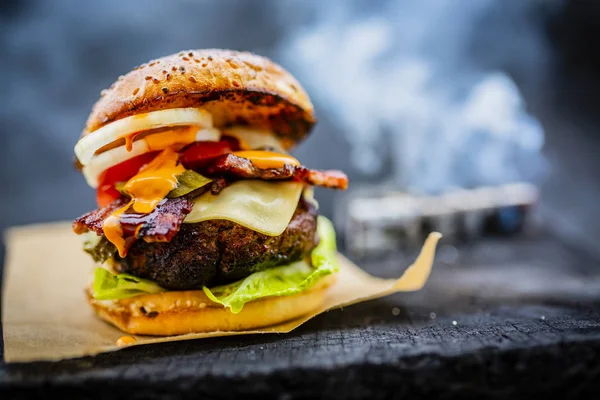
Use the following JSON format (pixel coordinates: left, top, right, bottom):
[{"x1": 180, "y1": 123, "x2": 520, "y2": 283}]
[{"x1": 2, "y1": 222, "x2": 441, "y2": 363}]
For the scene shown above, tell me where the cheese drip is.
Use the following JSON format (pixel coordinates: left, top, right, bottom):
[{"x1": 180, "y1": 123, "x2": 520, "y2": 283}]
[
  {"x1": 232, "y1": 151, "x2": 300, "y2": 169},
  {"x1": 123, "y1": 148, "x2": 185, "y2": 213},
  {"x1": 102, "y1": 148, "x2": 185, "y2": 256}
]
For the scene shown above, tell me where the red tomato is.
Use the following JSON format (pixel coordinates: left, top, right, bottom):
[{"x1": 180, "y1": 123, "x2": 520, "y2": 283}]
[
  {"x1": 180, "y1": 138, "x2": 239, "y2": 170},
  {"x1": 95, "y1": 152, "x2": 158, "y2": 207},
  {"x1": 96, "y1": 184, "x2": 122, "y2": 208}
]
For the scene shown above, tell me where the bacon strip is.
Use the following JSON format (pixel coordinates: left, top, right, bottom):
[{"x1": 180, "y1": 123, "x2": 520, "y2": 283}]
[
  {"x1": 73, "y1": 197, "x2": 193, "y2": 243},
  {"x1": 120, "y1": 197, "x2": 193, "y2": 243},
  {"x1": 206, "y1": 154, "x2": 348, "y2": 190},
  {"x1": 73, "y1": 197, "x2": 128, "y2": 235}
]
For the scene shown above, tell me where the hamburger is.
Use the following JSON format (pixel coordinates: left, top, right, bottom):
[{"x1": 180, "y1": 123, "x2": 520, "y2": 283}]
[{"x1": 72, "y1": 49, "x2": 348, "y2": 336}]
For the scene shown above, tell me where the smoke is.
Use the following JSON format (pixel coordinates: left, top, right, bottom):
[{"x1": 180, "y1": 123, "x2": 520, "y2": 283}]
[{"x1": 275, "y1": 0, "x2": 552, "y2": 194}]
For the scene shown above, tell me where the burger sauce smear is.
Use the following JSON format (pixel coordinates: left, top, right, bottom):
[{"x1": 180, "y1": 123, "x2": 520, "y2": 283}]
[
  {"x1": 231, "y1": 151, "x2": 299, "y2": 169},
  {"x1": 102, "y1": 147, "x2": 185, "y2": 257}
]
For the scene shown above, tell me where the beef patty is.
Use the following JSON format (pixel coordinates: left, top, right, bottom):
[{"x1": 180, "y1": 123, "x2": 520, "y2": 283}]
[{"x1": 112, "y1": 198, "x2": 318, "y2": 290}]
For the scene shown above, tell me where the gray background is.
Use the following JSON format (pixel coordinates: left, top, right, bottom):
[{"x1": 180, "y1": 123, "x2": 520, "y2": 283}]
[{"x1": 1, "y1": 0, "x2": 599, "y2": 250}]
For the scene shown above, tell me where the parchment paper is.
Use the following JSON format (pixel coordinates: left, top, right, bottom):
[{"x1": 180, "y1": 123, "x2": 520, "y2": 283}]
[{"x1": 1, "y1": 222, "x2": 441, "y2": 363}]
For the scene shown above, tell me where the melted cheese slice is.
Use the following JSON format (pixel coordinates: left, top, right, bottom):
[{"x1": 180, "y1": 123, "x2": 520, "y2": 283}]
[{"x1": 184, "y1": 180, "x2": 304, "y2": 236}]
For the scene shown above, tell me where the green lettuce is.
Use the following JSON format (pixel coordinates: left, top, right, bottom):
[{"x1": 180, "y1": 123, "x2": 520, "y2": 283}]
[
  {"x1": 203, "y1": 215, "x2": 338, "y2": 313},
  {"x1": 82, "y1": 233, "x2": 116, "y2": 264},
  {"x1": 92, "y1": 268, "x2": 166, "y2": 300},
  {"x1": 91, "y1": 216, "x2": 339, "y2": 312}
]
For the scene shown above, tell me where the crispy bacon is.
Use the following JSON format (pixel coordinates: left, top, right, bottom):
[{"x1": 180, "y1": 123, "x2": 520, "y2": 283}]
[
  {"x1": 73, "y1": 197, "x2": 128, "y2": 235},
  {"x1": 120, "y1": 197, "x2": 193, "y2": 243},
  {"x1": 73, "y1": 197, "x2": 193, "y2": 243},
  {"x1": 293, "y1": 167, "x2": 349, "y2": 190},
  {"x1": 205, "y1": 154, "x2": 348, "y2": 190}
]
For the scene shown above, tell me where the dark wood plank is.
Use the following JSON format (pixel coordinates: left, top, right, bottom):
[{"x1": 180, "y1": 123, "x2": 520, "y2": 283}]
[{"x1": 2, "y1": 233, "x2": 600, "y2": 399}]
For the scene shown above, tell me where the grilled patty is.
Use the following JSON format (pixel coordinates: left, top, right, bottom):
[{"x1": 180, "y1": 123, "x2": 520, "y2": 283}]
[{"x1": 112, "y1": 198, "x2": 318, "y2": 290}]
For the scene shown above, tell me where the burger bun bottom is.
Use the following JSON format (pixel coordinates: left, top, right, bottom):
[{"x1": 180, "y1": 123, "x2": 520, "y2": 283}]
[{"x1": 87, "y1": 274, "x2": 335, "y2": 336}]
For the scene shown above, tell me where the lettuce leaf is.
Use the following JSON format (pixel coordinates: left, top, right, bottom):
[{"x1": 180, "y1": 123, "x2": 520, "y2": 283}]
[
  {"x1": 92, "y1": 268, "x2": 166, "y2": 300},
  {"x1": 91, "y1": 216, "x2": 339, "y2": 311},
  {"x1": 82, "y1": 233, "x2": 116, "y2": 264},
  {"x1": 203, "y1": 215, "x2": 339, "y2": 313}
]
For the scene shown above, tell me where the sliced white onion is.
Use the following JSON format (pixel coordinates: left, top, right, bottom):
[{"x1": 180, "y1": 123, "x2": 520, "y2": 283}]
[
  {"x1": 222, "y1": 126, "x2": 287, "y2": 153},
  {"x1": 83, "y1": 141, "x2": 149, "y2": 188},
  {"x1": 75, "y1": 108, "x2": 213, "y2": 165},
  {"x1": 195, "y1": 127, "x2": 221, "y2": 142}
]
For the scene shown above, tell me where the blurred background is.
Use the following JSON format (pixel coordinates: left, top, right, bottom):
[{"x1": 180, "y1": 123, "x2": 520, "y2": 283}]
[{"x1": 1, "y1": 0, "x2": 599, "y2": 260}]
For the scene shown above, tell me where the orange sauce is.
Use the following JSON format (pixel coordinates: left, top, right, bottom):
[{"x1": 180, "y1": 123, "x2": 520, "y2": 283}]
[
  {"x1": 116, "y1": 336, "x2": 137, "y2": 346},
  {"x1": 102, "y1": 203, "x2": 131, "y2": 257},
  {"x1": 101, "y1": 147, "x2": 185, "y2": 256},
  {"x1": 124, "y1": 148, "x2": 185, "y2": 213},
  {"x1": 231, "y1": 150, "x2": 300, "y2": 169},
  {"x1": 124, "y1": 132, "x2": 138, "y2": 152},
  {"x1": 145, "y1": 127, "x2": 197, "y2": 151},
  {"x1": 123, "y1": 127, "x2": 197, "y2": 153}
]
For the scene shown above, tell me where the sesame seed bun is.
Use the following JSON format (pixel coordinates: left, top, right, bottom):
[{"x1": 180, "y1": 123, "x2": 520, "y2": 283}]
[
  {"x1": 82, "y1": 49, "x2": 316, "y2": 150},
  {"x1": 86, "y1": 274, "x2": 335, "y2": 336}
]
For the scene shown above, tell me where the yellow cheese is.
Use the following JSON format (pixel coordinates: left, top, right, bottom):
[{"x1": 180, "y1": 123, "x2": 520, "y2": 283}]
[{"x1": 184, "y1": 180, "x2": 304, "y2": 236}]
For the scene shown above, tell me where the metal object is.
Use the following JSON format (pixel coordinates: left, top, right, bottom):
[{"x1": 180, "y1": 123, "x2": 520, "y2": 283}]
[{"x1": 338, "y1": 182, "x2": 539, "y2": 257}]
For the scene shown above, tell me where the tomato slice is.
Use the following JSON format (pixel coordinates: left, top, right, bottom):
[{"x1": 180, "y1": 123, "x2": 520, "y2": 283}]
[
  {"x1": 180, "y1": 138, "x2": 239, "y2": 170},
  {"x1": 96, "y1": 184, "x2": 122, "y2": 208},
  {"x1": 95, "y1": 152, "x2": 158, "y2": 207}
]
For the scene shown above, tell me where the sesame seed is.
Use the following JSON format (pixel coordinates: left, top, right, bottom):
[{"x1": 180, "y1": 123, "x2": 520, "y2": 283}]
[
  {"x1": 188, "y1": 52, "x2": 193, "y2": 57},
  {"x1": 162, "y1": 87, "x2": 168, "y2": 94},
  {"x1": 194, "y1": 58, "x2": 200, "y2": 63},
  {"x1": 162, "y1": 70, "x2": 167, "y2": 74},
  {"x1": 132, "y1": 88, "x2": 139, "y2": 95},
  {"x1": 188, "y1": 76, "x2": 197, "y2": 83},
  {"x1": 186, "y1": 300, "x2": 192, "y2": 307},
  {"x1": 207, "y1": 56, "x2": 213, "y2": 61},
  {"x1": 198, "y1": 303, "x2": 206, "y2": 309},
  {"x1": 182, "y1": 57, "x2": 190, "y2": 61},
  {"x1": 152, "y1": 78, "x2": 160, "y2": 84},
  {"x1": 144, "y1": 76, "x2": 152, "y2": 80},
  {"x1": 232, "y1": 81, "x2": 240, "y2": 87},
  {"x1": 171, "y1": 66, "x2": 177, "y2": 72},
  {"x1": 166, "y1": 73, "x2": 171, "y2": 81},
  {"x1": 201, "y1": 63, "x2": 207, "y2": 67}
]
